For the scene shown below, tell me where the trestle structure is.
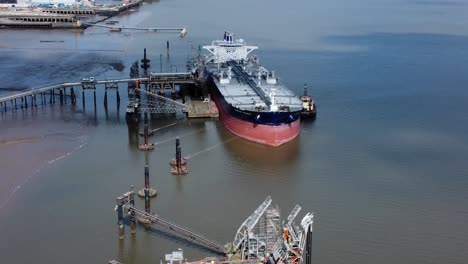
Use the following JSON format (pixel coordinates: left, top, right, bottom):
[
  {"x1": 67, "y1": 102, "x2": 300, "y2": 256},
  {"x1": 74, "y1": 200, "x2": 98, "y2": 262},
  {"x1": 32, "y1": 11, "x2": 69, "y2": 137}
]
[{"x1": 115, "y1": 186, "x2": 225, "y2": 255}]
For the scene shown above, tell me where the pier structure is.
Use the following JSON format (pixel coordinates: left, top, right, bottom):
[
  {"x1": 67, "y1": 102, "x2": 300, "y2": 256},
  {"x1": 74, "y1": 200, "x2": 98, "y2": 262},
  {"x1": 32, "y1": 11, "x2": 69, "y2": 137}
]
[
  {"x1": 115, "y1": 186, "x2": 225, "y2": 254},
  {"x1": 137, "y1": 159, "x2": 157, "y2": 199},
  {"x1": 138, "y1": 113, "x2": 156, "y2": 150},
  {"x1": 0, "y1": 74, "x2": 191, "y2": 112},
  {"x1": 137, "y1": 135, "x2": 157, "y2": 199},
  {"x1": 115, "y1": 187, "x2": 136, "y2": 239},
  {"x1": 0, "y1": 48, "x2": 221, "y2": 119},
  {"x1": 0, "y1": 10, "x2": 81, "y2": 29},
  {"x1": 114, "y1": 192, "x2": 314, "y2": 264},
  {"x1": 0, "y1": 77, "x2": 145, "y2": 111},
  {"x1": 170, "y1": 137, "x2": 188, "y2": 175}
]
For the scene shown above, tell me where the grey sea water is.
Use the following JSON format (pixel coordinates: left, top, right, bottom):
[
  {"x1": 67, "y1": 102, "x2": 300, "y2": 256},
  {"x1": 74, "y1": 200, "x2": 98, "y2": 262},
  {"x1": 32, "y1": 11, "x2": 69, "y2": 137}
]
[{"x1": 1, "y1": 0, "x2": 468, "y2": 263}]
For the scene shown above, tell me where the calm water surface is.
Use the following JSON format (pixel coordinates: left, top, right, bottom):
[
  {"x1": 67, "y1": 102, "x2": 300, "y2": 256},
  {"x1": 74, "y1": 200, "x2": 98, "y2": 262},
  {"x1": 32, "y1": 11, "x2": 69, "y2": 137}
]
[{"x1": 1, "y1": 0, "x2": 468, "y2": 263}]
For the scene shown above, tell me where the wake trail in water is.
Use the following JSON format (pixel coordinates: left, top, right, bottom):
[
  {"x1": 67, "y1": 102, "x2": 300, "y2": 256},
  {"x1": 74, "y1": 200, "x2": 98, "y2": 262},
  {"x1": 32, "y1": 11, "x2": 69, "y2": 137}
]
[
  {"x1": 0, "y1": 135, "x2": 89, "y2": 211},
  {"x1": 0, "y1": 141, "x2": 88, "y2": 210}
]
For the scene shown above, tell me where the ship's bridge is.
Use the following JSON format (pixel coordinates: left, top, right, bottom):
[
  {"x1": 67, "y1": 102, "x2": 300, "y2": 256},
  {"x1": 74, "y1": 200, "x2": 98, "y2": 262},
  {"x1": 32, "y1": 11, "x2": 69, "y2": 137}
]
[{"x1": 203, "y1": 32, "x2": 258, "y2": 64}]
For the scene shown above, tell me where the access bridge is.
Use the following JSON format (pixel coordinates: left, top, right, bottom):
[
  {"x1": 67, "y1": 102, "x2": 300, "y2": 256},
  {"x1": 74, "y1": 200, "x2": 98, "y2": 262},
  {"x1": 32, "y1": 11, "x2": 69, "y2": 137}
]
[{"x1": 0, "y1": 72, "x2": 196, "y2": 113}]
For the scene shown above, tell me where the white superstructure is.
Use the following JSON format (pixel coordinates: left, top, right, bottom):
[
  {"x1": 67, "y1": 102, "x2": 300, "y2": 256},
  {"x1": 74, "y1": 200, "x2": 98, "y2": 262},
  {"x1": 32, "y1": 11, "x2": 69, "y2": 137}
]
[
  {"x1": 203, "y1": 32, "x2": 258, "y2": 64},
  {"x1": 202, "y1": 32, "x2": 302, "y2": 112}
]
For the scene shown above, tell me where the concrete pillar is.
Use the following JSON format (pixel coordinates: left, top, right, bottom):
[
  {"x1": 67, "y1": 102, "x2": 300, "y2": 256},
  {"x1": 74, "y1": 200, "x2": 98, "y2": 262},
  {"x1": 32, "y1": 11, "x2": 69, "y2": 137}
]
[
  {"x1": 144, "y1": 162, "x2": 151, "y2": 214},
  {"x1": 176, "y1": 146, "x2": 182, "y2": 170},
  {"x1": 129, "y1": 188, "x2": 136, "y2": 234},
  {"x1": 104, "y1": 90, "x2": 108, "y2": 108},
  {"x1": 160, "y1": 54, "x2": 163, "y2": 73},
  {"x1": 176, "y1": 137, "x2": 180, "y2": 152},
  {"x1": 144, "y1": 123, "x2": 149, "y2": 145},
  {"x1": 82, "y1": 90, "x2": 85, "y2": 109},
  {"x1": 59, "y1": 89, "x2": 64, "y2": 105},
  {"x1": 116, "y1": 90, "x2": 120, "y2": 108},
  {"x1": 116, "y1": 203, "x2": 124, "y2": 239},
  {"x1": 167, "y1": 41, "x2": 170, "y2": 57},
  {"x1": 93, "y1": 90, "x2": 96, "y2": 108},
  {"x1": 70, "y1": 88, "x2": 76, "y2": 104}
]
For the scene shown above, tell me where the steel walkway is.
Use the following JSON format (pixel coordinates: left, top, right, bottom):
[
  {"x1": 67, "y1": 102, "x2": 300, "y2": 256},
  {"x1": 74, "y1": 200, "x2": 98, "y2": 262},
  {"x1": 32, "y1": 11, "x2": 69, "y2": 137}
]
[
  {"x1": 125, "y1": 205, "x2": 225, "y2": 254},
  {"x1": 0, "y1": 73, "x2": 195, "y2": 105}
]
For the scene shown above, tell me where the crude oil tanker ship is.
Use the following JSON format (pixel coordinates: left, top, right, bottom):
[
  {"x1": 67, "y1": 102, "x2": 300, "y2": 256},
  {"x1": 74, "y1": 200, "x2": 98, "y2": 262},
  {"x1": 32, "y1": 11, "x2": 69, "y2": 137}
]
[{"x1": 200, "y1": 32, "x2": 302, "y2": 147}]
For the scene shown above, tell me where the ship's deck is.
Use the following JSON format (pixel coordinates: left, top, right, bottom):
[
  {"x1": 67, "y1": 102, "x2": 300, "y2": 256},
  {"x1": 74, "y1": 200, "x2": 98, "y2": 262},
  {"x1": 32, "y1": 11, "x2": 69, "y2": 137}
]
[{"x1": 206, "y1": 61, "x2": 302, "y2": 112}]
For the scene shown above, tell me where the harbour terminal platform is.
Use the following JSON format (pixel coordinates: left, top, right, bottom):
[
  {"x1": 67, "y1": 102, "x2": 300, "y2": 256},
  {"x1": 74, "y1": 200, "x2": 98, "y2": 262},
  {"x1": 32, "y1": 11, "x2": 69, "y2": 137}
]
[{"x1": 0, "y1": 0, "x2": 145, "y2": 29}]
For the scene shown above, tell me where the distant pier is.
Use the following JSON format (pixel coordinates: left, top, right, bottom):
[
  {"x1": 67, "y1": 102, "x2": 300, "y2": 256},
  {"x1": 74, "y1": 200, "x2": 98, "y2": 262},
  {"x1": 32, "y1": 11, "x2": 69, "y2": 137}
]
[{"x1": 0, "y1": 0, "x2": 145, "y2": 29}]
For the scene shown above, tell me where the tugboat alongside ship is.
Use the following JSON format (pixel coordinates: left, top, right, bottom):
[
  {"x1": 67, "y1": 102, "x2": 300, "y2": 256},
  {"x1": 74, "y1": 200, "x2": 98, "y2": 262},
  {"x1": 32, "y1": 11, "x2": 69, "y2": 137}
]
[{"x1": 299, "y1": 83, "x2": 317, "y2": 120}]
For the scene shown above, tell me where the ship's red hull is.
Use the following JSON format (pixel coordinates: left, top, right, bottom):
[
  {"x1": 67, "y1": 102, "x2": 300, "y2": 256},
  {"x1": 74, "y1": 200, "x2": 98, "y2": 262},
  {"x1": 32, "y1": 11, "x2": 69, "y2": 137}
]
[{"x1": 215, "y1": 97, "x2": 301, "y2": 147}]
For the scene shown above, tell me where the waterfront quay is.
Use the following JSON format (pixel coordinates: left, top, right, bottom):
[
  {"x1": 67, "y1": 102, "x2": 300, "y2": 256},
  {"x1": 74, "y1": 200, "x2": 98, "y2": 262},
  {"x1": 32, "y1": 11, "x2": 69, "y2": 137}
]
[
  {"x1": 0, "y1": 9, "x2": 82, "y2": 28},
  {"x1": 0, "y1": 0, "x2": 144, "y2": 29}
]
